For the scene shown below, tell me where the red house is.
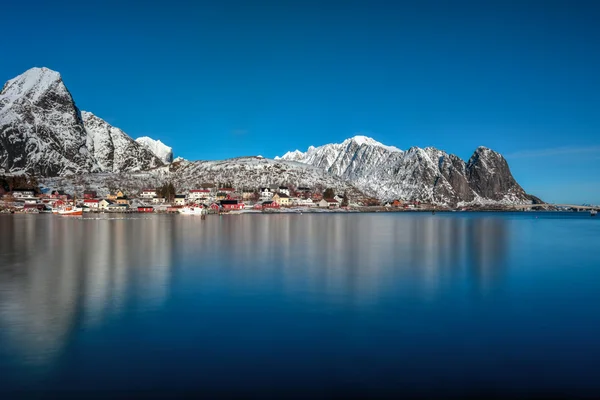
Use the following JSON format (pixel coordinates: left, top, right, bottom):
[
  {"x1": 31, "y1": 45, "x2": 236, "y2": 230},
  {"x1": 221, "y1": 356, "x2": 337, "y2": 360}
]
[
  {"x1": 210, "y1": 203, "x2": 221, "y2": 211},
  {"x1": 220, "y1": 187, "x2": 235, "y2": 192},
  {"x1": 220, "y1": 200, "x2": 245, "y2": 210},
  {"x1": 137, "y1": 206, "x2": 154, "y2": 213},
  {"x1": 262, "y1": 201, "x2": 280, "y2": 209}
]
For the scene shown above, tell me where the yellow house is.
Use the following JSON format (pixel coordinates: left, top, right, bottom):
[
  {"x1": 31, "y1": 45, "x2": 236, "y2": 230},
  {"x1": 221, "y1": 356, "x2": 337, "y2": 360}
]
[
  {"x1": 107, "y1": 190, "x2": 124, "y2": 201},
  {"x1": 116, "y1": 196, "x2": 130, "y2": 205},
  {"x1": 272, "y1": 193, "x2": 291, "y2": 206}
]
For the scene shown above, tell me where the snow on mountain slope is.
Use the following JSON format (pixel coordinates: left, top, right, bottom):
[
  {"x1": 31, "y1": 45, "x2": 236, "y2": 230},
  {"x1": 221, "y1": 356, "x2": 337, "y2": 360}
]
[
  {"x1": 168, "y1": 157, "x2": 363, "y2": 196},
  {"x1": 0, "y1": 67, "x2": 170, "y2": 176},
  {"x1": 82, "y1": 112, "x2": 164, "y2": 172},
  {"x1": 277, "y1": 136, "x2": 535, "y2": 205},
  {"x1": 135, "y1": 137, "x2": 173, "y2": 164},
  {"x1": 41, "y1": 157, "x2": 366, "y2": 200},
  {"x1": 0, "y1": 67, "x2": 96, "y2": 176}
]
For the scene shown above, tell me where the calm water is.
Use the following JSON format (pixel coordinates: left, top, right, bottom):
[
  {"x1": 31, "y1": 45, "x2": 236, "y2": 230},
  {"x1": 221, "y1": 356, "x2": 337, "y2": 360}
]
[{"x1": 0, "y1": 212, "x2": 599, "y2": 398}]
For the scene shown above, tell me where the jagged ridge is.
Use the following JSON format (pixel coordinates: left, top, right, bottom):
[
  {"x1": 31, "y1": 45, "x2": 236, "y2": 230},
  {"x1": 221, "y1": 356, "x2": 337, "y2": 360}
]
[{"x1": 277, "y1": 137, "x2": 535, "y2": 205}]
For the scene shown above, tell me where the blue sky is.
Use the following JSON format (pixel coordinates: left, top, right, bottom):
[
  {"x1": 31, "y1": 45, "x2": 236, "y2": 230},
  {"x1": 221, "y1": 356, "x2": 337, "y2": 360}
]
[{"x1": 2, "y1": 0, "x2": 600, "y2": 203}]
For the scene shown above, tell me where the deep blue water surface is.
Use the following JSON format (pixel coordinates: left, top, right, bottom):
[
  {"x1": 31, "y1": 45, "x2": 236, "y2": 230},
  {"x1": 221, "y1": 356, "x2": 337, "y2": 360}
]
[{"x1": 1, "y1": 212, "x2": 599, "y2": 398}]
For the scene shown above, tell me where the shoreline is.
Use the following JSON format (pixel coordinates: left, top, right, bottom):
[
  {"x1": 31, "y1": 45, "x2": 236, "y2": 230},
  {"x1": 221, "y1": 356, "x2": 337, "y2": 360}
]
[{"x1": 0, "y1": 207, "x2": 590, "y2": 215}]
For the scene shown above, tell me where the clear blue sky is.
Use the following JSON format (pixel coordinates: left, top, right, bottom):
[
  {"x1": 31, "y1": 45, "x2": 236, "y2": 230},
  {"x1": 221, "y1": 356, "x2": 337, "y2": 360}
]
[{"x1": 2, "y1": 0, "x2": 600, "y2": 204}]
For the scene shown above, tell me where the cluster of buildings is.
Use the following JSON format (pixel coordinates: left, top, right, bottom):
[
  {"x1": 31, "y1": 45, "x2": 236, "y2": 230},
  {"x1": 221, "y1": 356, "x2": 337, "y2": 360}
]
[
  {"x1": 135, "y1": 185, "x2": 346, "y2": 212},
  {"x1": 1, "y1": 185, "x2": 348, "y2": 213}
]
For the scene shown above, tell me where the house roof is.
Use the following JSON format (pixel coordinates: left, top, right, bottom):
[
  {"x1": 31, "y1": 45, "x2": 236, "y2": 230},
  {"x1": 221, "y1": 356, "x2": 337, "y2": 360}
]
[
  {"x1": 175, "y1": 195, "x2": 186, "y2": 198},
  {"x1": 83, "y1": 190, "x2": 96, "y2": 194},
  {"x1": 262, "y1": 201, "x2": 274, "y2": 205},
  {"x1": 84, "y1": 199, "x2": 99, "y2": 203},
  {"x1": 275, "y1": 193, "x2": 290, "y2": 198},
  {"x1": 278, "y1": 186, "x2": 288, "y2": 190},
  {"x1": 116, "y1": 196, "x2": 128, "y2": 200},
  {"x1": 100, "y1": 199, "x2": 114, "y2": 204},
  {"x1": 324, "y1": 198, "x2": 338, "y2": 203},
  {"x1": 220, "y1": 200, "x2": 239, "y2": 205},
  {"x1": 189, "y1": 189, "x2": 210, "y2": 193}
]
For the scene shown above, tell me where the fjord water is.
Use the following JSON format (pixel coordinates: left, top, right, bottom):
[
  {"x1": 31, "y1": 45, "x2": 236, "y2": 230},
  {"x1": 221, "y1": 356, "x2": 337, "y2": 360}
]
[{"x1": 0, "y1": 213, "x2": 599, "y2": 398}]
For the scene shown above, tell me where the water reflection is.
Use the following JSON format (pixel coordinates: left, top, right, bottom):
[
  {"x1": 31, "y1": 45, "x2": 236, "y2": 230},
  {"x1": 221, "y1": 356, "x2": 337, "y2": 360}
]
[
  {"x1": 0, "y1": 215, "x2": 173, "y2": 366},
  {"x1": 0, "y1": 213, "x2": 508, "y2": 367}
]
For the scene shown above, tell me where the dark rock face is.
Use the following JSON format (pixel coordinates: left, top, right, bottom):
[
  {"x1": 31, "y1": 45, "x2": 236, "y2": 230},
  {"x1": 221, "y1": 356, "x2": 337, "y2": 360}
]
[
  {"x1": 466, "y1": 146, "x2": 528, "y2": 201},
  {"x1": 0, "y1": 68, "x2": 95, "y2": 176},
  {"x1": 434, "y1": 153, "x2": 475, "y2": 203},
  {"x1": 0, "y1": 67, "x2": 164, "y2": 176}
]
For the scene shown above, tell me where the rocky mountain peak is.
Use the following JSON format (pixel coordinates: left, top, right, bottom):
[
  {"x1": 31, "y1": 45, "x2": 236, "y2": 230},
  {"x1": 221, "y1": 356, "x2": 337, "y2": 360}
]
[
  {"x1": 343, "y1": 135, "x2": 402, "y2": 152},
  {"x1": 1, "y1": 67, "x2": 64, "y2": 101},
  {"x1": 135, "y1": 137, "x2": 173, "y2": 164},
  {"x1": 276, "y1": 136, "x2": 537, "y2": 206},
  {"x1": 1, "y1": 67, "x2": 171, "y2": 176},
  {"x1": 0, "y1": 67, "x2": 94, "y2": 176}
]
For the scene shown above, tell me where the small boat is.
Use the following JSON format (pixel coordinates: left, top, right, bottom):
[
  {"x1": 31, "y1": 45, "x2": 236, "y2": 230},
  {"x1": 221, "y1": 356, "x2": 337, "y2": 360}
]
[
  {"x1": 178, "y1": 206, "x2": 207, "y2": 216},
  {"x1": 591, "y1": 210, "x2": 598, "y2": 217},
  {"x1": 58, "y1": 206, "x2": 83, "y2": 216}
]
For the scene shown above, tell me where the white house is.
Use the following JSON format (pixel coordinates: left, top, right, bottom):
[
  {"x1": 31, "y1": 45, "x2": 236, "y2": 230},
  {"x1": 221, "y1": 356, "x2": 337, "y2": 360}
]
[
  {"x1": 139, "y1": 189, "x2": 157, "y2": 199},
  {"x1": 152, "y1": 197, "x2": 166, "y2": 204},
  {"x1": 334, "y1": 194, "x2": 344, "y2": 203},
  {"x1": 260, "y1": 188, "x2": 273, "y2": 199},
  {"x1": 278, "y1": 186, "x2": 290, "y2": 196},
  {"x1": 319, "y1": 199, "x2": 339, "y2": 208},
  {"x1": 296, "y1": 198, "x2": 315, "y2": 207},
  {"x1": 174, "y1": 195, "x2": 186, "y2": 206},
  {"x1": 188, "y1": 189, "x2": 211, "y2": 201},
  {"x1": 84, "y1": 199, "x2": 100, "y2": 209},
  {"x1": 99, "y1": 199, "x2": 114, "y2": 210},
  {"x1": 12, "y1": 190, "x2": 35, "y2": 199}
]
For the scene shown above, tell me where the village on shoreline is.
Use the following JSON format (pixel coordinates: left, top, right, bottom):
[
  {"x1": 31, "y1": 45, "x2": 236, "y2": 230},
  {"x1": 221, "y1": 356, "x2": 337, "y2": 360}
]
[{"x1": 0, "y1": 179, "x2": 560, "y2": 215}]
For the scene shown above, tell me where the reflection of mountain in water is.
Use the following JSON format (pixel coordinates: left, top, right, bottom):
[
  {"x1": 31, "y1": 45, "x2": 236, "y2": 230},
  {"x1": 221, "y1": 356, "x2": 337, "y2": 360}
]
[
  {"x1": 0, "y1": 214, "x2": 508, "y2": 366},
  {"x1": 0, "y1": 215, "x2": 173, "y2": 365}
]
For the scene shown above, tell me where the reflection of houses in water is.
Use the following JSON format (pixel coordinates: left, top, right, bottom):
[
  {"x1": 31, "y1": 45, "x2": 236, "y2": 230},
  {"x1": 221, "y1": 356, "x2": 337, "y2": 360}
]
[
  {"x1": 83, "y1": 217, "x2": 174, "y2": 326},
  {"x1": 0, "y1": 213, "x2": 511, "y2": 367},
  {"x1": 407, "y1": 215, "x2": 508, "y2": 295},
  {"x1": 197, "y1": 215, "x2": 404, "y2": 307},
  {"x1": 0, "y1": 215, "x2": 174, "y2": 365}
]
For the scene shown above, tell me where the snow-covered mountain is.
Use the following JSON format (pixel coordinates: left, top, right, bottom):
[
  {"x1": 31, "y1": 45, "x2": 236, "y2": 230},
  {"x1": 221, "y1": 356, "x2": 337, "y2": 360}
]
[
  {"x1": 276, "y1": 136, "x2": 536, "y2": 205},
  {"x1": 135, "y1": 136, "x2": 173, "y2": 164},
  {"x1": 0, "y1": 67, "x2": 167, "y2": 176},
  {"x1": 42, "y1": 157, "x2": 366, "y2": 200},
  {"x1": 169, "y1": 157, "x2": 363, "y2": 196},
  {"x1": 83, "y1": 112, "x2": 164, "y2": 172},
  {"x1": 0, "y1": 67, "x2": 96, "y2": 176}
]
